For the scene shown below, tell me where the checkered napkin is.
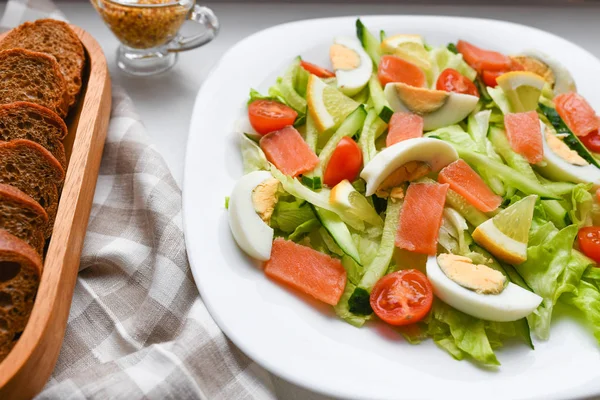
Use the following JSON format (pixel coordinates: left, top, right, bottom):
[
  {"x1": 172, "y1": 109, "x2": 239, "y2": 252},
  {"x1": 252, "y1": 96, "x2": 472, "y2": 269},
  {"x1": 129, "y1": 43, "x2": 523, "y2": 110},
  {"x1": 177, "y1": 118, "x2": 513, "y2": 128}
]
[{"x1": 1, "y1": 1, "x2": 276, "y2": 399}]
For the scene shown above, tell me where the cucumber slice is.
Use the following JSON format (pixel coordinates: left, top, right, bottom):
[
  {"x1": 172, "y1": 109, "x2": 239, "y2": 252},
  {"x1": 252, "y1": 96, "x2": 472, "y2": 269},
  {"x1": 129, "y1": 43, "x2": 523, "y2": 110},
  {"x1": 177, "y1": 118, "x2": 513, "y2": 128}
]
[
  {"x1": 540, "y1": 103, "x2": 600, "y2": 168},
  {"x1": 279, "y1": 57, "x2": 307, "y2": 113},
  {"x1": 368, "y1": 74, "x2": 393, "y2": 123},
  {"x1": 319, "y1": 105, "x2": 367, "y2": 171},
  {"x1": 356, "y1": 19, "x2": 381, "y2": 65},
  {"x1": 301, "y1": 175, "x2": 322, "y2": 190},
  {"x1": 357, "y1": 199, "x2": 402, "y2": 291},
  {"x1": 357, "y1": 108, "x2": 387, "y2": 164},
  {"x1": 541, "y1": 199, "x2": 568, "y2": 229},
  {"x1": 445, "y1": 187, "x2": 489, "y2": 227},
  {"x1": 312, "y1": 206, "x2": 362, "y2": 265}
]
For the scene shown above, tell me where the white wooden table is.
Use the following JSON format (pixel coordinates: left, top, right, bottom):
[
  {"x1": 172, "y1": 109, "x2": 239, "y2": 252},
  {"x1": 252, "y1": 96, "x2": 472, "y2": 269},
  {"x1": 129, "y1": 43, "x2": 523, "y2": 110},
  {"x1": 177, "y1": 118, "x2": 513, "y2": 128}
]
[{"x1": 4, "y1": 2, "x2": 599, "y2": 398}]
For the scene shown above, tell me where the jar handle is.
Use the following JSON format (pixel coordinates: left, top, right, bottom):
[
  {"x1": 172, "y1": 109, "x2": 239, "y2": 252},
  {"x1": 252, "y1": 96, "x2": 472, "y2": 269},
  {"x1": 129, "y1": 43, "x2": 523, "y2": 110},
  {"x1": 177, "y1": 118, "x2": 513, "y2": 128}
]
[{"x1": 168, "y1": 5, "x2": 219, "y2": 52}]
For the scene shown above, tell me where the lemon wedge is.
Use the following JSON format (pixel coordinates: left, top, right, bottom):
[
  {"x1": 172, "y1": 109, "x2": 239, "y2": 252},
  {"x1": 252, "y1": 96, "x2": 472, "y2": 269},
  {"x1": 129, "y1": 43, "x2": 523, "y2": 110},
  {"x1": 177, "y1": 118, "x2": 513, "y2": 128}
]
[
  {"x1": 496, "y1": 71, "x2": 546, "y2": 112},
  {"x1": 381, "y1": 34, "x2": 431, "y2": 71},
  {"x1": 472, "y1": 195, "x2": 538, "y2": 265},
  {"x1": 307, "y1": 74, "x2": 360, "y2": 132}
]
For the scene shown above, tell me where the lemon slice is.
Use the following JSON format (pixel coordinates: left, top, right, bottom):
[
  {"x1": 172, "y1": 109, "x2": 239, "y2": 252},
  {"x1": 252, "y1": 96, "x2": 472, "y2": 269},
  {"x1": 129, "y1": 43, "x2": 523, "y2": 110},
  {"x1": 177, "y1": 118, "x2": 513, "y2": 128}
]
[
  {"x1": 472, "y1": 195, "x2": 538, "y2": 265},
  {"x1": 381, "y1": 34, "x2": 431, "y2": 71},
  {"x1": 496, "y1": 71, "x2": 546, "y2": 112},
  {"x1": 307, "y1": 74, "x2": 360, "y2": 132}
]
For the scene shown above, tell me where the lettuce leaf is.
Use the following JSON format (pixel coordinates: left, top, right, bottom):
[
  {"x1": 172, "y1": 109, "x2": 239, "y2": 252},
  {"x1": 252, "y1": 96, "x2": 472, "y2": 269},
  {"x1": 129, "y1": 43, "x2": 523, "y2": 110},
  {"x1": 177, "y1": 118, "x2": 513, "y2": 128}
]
[
  {"x1": 567, "y1": 183, "x2": 593, "y2": 228},
  {"x1": 428, "y1": 301, "x2": 499, "y2": 366},
  {"x1": 425, "y1": 125, "x2": 477, "y2": 150},
  {"x1": 334, "y1": 282, "x2": 371, "y2": 327},
  {"x1": 240, "y1": 134, "x2": 269, "y2": 173},
  {"x1": 516, "y1": 225, "x2": 590, "y2": 339},
  {"x1": 271, "y1": 199, "x2": 315, "y2": 233},
  {"x1": 562, "y1": 265, "x2": 600, "y2": 344},
  {"x1": 430, "y1": 46, "x2": 477, "y2": 82}
]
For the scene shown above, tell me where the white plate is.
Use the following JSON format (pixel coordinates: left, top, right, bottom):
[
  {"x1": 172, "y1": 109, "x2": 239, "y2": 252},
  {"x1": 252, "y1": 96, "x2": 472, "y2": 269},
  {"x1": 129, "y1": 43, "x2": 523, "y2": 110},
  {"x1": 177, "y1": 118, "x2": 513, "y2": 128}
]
[{"x1": 183, "y1": 16, "x2": 600, "y2": 400}]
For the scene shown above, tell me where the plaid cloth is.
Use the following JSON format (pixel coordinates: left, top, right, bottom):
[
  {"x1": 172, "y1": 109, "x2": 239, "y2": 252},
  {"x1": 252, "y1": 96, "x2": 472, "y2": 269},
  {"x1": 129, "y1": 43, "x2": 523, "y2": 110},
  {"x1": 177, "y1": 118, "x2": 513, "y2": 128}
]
[{"x1": 1, "y1": 1, "x2": 277, "y2": 399}]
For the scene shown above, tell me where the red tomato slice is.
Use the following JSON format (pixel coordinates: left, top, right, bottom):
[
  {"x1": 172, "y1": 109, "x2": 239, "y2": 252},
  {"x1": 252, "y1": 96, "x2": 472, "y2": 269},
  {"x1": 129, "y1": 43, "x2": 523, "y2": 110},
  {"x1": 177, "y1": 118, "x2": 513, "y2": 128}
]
[
  {"x1": 248, "y1": 100, "x2": 298, "y2": 135},
  {"x1": 370, "y1": 269, "x2": 433, "y2": 326},
  {"x1": 435, "y1": 68, "x2": 479, "y2": 97},
  {"x1": 578, "y1": 227, "x2": 600, "y2": 264},
  {"x1": 555, "y1": 92, "x2": 600, "y2": 137},
  {"x1": 300, "y1": 60, "x2": 335, "y2": 78},
  {"x1": 323, "y1": 137, "x2": 363, "y2": 187},
  {"x1": 456, "y1": 40, "x2": 511, "y2": 72},
  {"x1": 378, "y1": 55, "x2": 426, "y2": 88},
  {"x1": 481, "y1": 60, "x2": 524, "y2": 88},
  {"x1": 580, "y1": 130, "x2": 600, "y2": 153}
]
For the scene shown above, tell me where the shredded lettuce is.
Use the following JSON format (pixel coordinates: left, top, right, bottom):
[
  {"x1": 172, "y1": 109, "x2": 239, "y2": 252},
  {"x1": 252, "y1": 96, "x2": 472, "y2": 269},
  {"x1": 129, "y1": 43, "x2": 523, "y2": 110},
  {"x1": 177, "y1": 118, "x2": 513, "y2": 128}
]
[
  {"x1": 240, "y1": 134, "x2": 269, "y2": 173},
  {"x1": 429, "y1": 46, "x2": 477, "y2": 83},
  {"x1": 334, "y1": 282, "x2": 371, "y2": 327},
  {"x1": 517, "y1": 225, "x2": 590, "y2": 339},
  {"x1": 288, "y1": 218, "x2": 320, "y2": 242},
  {"x1": 271, "y1": 166, "x2": 365, "y2": 230},
  {"x1": 562, "y1": 265, "x2": 600, "y2": 344},
  {"x1": 271, "y1": 199, "x2": 316, "y2": 233}
]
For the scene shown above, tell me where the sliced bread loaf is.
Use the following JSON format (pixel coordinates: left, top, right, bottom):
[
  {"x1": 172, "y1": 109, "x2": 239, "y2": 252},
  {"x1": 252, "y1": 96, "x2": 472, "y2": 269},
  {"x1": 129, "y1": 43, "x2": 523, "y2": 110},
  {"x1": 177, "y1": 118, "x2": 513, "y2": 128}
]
[
  {"x1": 0, "y1": 184, "x2": 49, "y2": 256},
  {"x1": 0, "y1": 102, "x2": 67, "y2": 169},
  {"x1": 0, "y1": 230, "x2": 43, "y2": 362},
  {"x1": 0, "y1": 19, "x2": 85, "y2": 108},
  {"x1": 0, "y1": 49, "x2": 68, "y2": 118},
  {"x1": 0, "y1": 140, "x2": 65, "y2": 238}
]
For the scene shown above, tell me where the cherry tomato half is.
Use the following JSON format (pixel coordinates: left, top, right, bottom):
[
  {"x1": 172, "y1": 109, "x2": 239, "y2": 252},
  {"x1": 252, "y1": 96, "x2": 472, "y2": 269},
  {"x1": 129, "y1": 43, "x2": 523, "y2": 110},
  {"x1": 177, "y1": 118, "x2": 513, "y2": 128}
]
[
  {"x1": 377, "y1": 55, "x2": 426, "y2": 88},
  {"x1": 436, "y1": 68, "x2": 479, "y2": 97},
  {"x1": 370, "y1": 269, "x2": 434, "y2": 326},
  {"x1": 248, "y1": 100, "x2": 298, "y2": 135},
  {"x1": 580, "y1": 130, "x2": 600, "y2": 153},
  {"x1": 323, "y1": 136, "x2": 363, "y2": 187},
  {"x1": 578, "y1": 227, "x2": 600, "y2": 264},
  {"x1": 300, "y1": 60, "x2": 335, "y2": 78}
]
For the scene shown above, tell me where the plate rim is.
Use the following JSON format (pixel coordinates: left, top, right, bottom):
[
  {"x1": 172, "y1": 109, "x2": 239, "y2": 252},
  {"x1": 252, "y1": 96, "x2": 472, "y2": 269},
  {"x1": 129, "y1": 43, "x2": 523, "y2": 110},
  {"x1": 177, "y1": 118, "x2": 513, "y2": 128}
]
[{"x1": 183, "y1": 14, "x2": 600, "y2": 400}]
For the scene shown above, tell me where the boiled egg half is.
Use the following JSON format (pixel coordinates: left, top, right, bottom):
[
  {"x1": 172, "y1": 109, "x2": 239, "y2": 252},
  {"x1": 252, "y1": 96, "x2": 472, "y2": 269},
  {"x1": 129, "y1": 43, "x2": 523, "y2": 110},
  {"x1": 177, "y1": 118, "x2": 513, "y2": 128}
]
[
  {"x1": 384, "y1": 82, "x2": 479, "y2": 130},
  {"x1": 427, "y1": 254, "x2": 542, "y2": 322},
  {"x1": 360, "y1": 137, "x2": 458, "y2": 196},
  {"x1": 229, "y1": 171, "x2": 279, "y2": 261},
  {"x1": 330, "y1": 37, "x2": 372, "y2": 96},
  {"x1": 538, "y1": 122, "x2": 600, "y2": 186}
]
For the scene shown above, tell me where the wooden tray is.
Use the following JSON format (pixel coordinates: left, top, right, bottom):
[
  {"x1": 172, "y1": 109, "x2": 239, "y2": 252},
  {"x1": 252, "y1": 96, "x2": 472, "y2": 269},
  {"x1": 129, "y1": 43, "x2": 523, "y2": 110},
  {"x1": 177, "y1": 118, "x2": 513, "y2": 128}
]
[{"x1": 0, "y1": 26, "x2": 111, "y2": 399}]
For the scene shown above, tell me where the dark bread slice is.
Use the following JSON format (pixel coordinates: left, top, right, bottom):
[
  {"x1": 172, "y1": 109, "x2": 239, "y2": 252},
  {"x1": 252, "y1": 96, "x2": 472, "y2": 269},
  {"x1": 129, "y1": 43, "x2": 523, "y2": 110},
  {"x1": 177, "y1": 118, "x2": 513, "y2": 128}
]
[
  {"x1": 0, "y1": 102, "x2": 67, "y2": 169},
  {"x1": 0, "y1": 49, "x2": 69, "y2": 118},
  {"x1": 0, "y1": 140, "x2": 65, "y2": 238},
  {"x1": 0, "y1": 230, "x2": 42, "y2": 362},
  {"x1": 0, "y1": 184, "x2": 49, "y2": 256},
  {"x1": 0, "y1": 19, "x2": 85, "y2": 108}
]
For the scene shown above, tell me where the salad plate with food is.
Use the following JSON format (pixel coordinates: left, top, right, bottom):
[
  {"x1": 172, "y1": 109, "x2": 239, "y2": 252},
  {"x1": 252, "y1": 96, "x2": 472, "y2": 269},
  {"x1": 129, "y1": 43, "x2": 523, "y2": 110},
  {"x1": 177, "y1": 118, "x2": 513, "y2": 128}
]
[{"x1": 183, "y1": 15, "x2": 600, "y2": 400}]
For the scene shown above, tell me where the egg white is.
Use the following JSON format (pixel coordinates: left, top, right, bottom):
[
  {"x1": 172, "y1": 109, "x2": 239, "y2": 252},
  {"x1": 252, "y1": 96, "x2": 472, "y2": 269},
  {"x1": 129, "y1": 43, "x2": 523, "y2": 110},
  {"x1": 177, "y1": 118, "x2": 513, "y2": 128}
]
[
  {"x1": 332, "y1": 37, "x2": 372, "y2": 97},
  {"x1": 426, "y1": 255, "x2": 543, "y2": 322},
  {"x1": 228, "y1": 171, "x2": 275, "y2": 261}
]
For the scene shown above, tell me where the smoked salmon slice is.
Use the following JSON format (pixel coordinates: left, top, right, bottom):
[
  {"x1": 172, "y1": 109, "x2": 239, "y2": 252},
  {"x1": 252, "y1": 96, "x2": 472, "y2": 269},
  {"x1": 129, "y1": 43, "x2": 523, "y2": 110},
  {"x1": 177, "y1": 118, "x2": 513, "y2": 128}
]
[
  {"x1": 260, "y1": 125, "x2": 319, "y2": 177},
  {"x1": 456, "y1": 40, "x2": 511, "y2": 72},
  {"x1": 386, "y1": 112, "x2": 424, "y2": 147},
  {"x1": 378, "y1": 55, "x2": 426, "y2": 88},
  {"x1": 555, "y1": 92, "x2": 600, "y2": 137},
  {"x1": 438, "y1": 159, "x2": 502, "y2": 213},
  {"x1": 264, "y1": 238, "x2": 346, "y2": 306},
  {"x1": 395, "y1": 182, "x2": 449, "y2": 255},
  {"x1": 504, "y1": 111, "x2": 544, "y2": 164}
]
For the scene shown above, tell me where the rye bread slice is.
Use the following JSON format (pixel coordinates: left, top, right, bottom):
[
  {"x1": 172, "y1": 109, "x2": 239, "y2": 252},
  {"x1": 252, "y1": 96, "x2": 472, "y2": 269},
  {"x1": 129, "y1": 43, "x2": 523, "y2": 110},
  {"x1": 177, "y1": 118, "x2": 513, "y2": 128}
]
[
  {"x1": 0, "y1": 140, "x2": 65, "y2": 238},
  {"x1": 0, "y1": 184, "x2": 49, "y2": 256},
  {"x1": 0, "y1": 49, "x2": 69, "y2": 118},
  {"x1": 0, "y1": 19, "x2": 85, "y2": 108},
  {"x1": 0, "y1": 102, "x2": 67, "y2": 169},
  {"x1": 0, "y1": 230, "x2": 42, "y2": 362}
]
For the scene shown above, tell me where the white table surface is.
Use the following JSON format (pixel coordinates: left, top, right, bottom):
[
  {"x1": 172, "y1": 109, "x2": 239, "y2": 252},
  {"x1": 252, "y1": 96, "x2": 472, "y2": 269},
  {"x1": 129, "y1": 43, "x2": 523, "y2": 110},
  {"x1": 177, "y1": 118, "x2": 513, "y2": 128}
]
[{"x1": 4, "y1": 2, "x2": 599, "y2": 399}]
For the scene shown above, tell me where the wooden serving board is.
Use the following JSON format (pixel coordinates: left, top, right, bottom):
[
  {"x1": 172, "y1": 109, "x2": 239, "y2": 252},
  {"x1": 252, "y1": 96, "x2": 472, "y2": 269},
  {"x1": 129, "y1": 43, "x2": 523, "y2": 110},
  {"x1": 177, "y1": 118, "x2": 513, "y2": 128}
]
[{"x1": 0, "y1": 26, "x2": 111, "y2": 399}]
